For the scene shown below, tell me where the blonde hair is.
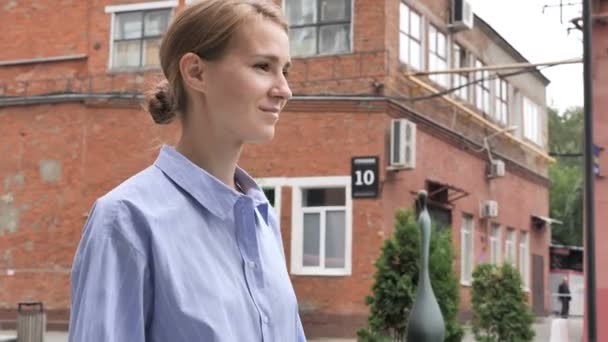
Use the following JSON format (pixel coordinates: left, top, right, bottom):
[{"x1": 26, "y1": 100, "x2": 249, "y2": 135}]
[{"x1": 145, "y1": 0, "x2": 288, "y2": 124}]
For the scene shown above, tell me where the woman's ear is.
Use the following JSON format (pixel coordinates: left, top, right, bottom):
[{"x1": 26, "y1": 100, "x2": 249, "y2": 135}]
[{"x1": 179, "y1": 52, "x2": 207, "y2": 93}]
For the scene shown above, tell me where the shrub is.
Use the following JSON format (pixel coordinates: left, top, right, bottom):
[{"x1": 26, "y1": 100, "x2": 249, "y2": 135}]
[
  {"x1": 471, "y1": 263, "x2": 535, "y2": 342},
  {"x1": 357, "y1": 209, "x2": 463, "y2": 341}
]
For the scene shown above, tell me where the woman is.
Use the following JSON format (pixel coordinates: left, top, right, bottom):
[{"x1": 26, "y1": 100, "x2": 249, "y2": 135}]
[{"x1": 68, "y1": 0, "x2": 305, "y2": 341}]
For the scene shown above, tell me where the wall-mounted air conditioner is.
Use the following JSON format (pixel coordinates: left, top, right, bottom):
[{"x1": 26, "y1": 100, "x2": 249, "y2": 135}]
[
  {"x1": 450, "y1": 0, "x2": 474, "y2": 31},
  {"x1": 488, "y1": 159, "x2": 506, "y2": 178},
  {"x1": 389, "y1": 119, "x2": 416, "y2": 170},
  {"x1": 480, "y1": 200, "x2": 499, "y2": 218}
]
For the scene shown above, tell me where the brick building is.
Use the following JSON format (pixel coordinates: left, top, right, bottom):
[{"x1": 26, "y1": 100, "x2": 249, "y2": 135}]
[
  {"x1": 0, "y1": 0, "x2": 555, "y2": 338},
  {"x1": 591, "y1": 0, "x2": 608, "y2": 340}
]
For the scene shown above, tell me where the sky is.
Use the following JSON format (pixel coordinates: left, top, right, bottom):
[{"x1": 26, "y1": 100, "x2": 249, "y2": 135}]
[{"x1": 469, "y1": 0, "x2": 584, "y2": 112}]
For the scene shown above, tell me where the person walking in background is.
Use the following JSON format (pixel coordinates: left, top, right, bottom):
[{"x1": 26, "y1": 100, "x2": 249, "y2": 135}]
[
  {"x1": 558, "y1": 276, "x2": 572, "y2": 318},
  {"x1": 68, "y1": 0, "x2": 304, "y2": 341}
]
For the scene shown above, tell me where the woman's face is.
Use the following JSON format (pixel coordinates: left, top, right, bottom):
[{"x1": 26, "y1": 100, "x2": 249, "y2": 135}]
[{"x1": 200, "y1": 18, "x2": 292, "y2": 145}]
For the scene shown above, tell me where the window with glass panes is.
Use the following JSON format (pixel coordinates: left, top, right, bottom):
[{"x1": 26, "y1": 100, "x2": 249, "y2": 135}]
[
  {"x1": 460, "y1": 214, "x2": 474, "y2": 284},
  {"x1": 300, "y1": 187, "x2": 348, "y2": 271},
  {"x1": 494, "y1": 78, "x2": 508, "y2": 124},
  {"x1": 489, "y1": 223, "x2": 501, "y2": 265},
  {"x1": 519, "y1": 231, "x2": 530, "y2": 289},
  {"x1": 452, "y1": 44, "x2": 469, "y2": 101},
  {"x1": 111, "y1": 9, "x2": 171, "y2": 68},
  {"x1": 399, "y1": 3, "x2": 423, "y2": 70},
  {"x1": 475, "y1": 59, "x2": 491, "y2": 114},
  {"x1": 505, "y1": 228, "x2": 516, "y2": 264},
  {"x1": 523, "y1": 96, "x2": 541, "y2": 145},
  {"x1": 285, "y1": 0, "x2": 351, "y2": 57},
  {"x1": 428, "y1": 25, "x2": 448, "y2": 88}
]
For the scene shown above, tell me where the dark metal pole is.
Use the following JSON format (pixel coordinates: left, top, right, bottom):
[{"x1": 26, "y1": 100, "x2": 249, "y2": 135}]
[{"x1": 583, "y1": 0, "x2": 597, "y2": 340}]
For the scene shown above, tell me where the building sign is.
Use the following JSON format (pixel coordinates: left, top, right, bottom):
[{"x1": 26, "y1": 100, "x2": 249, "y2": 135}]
[{"x1": 351, "y1": 156, "x2": 379, "y2": 198}]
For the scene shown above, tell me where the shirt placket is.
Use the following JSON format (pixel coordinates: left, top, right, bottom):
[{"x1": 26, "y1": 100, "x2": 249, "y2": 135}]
[{"x1": 235, "y1": 197, "x2": 272, "y2": 341}]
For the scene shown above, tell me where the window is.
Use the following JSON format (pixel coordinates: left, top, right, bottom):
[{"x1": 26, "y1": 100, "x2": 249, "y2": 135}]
[
  {"x1": 452, "y1": 44, "x2": 469, "y2": 101},
  {"x1": 460, "y1": 214, "x2": 474, "y2": 285},
  {"x1": 505, "y1": 228, "x2": 516, "y2": 264},
  {"x1": 399, "y1": 3, "x2": 423, "y2": 70},
  {"x1": 489, "y1": 223, "x2": 501, "y2": 265},
  {"x1": 291, "y1": 176, "x2": 352, "y2": 276},
  {"x1": 475, "y1": 59, "x2": 491, "y2": 114},
  {"x1": 285, "y1": 0, "x2": 351, "y2": 56},
  {"x1": 519, "y1": 231, "x2": 530, "y2": 289},
  {"x1": 106, "y1": 2, "x2": 174, "y2": 69},
  {"x1": 523, "y1": 96, "x2": 541, "y2": 145},
  {"x1": 257, "y1": 177, "x2": 288, "y2": 221},
  {"x1": 494, "y1": 78, "x2": 508, "y2": 124},
  {"x1": 428, "y1": 25, "x2": 448, "y2": 88}
]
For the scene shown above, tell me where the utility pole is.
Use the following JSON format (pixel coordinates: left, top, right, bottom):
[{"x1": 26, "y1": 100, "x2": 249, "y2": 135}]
[{"x1": 582, "y1": 0, "x2": 597, "y2": 340}]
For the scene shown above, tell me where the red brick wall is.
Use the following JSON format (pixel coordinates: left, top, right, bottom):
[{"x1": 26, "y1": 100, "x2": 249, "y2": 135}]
[
  {"x1": 0, "y1": 0, "x2": 552, "y2": 337},
  {"x1": 0, "y1": 1, "x2": 88, "y2": 61}
]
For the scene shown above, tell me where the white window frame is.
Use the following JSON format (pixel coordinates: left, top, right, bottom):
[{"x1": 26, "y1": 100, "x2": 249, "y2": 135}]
[
  {"x1": 290, "y1": 176, "x2": 352, "y2": 276},
  {"x1": 519, "y1": 231, "x2": 530, "y2": 290},
  {"x1": 475, "y1": 59, "x2": 491, "y2": 114},
  {"x1": 489, "y1": 223, "x2": 502, "y2": 265},
  {"x1": 283, "y1": 0, "x2": 354, "y2": 57},
  {"x1": 428, "y1": 25, "x2": 449, "y2": 88},
  {"x1": 460, "y1": 214, "x2": 475, "y2": 285},
  {"x1": 452, "y1": 43, "x2": 469, "y2": 101},
  {"x1": 105, "y1": 1, "x2": 177, "y2": 69},
  {"x1": 523, "y1": 96, "x2": 541, "y2": 145},
  {"x1": 505, "y1": 228, "x2": 516, "y2": 265},
  {"x1": 256, "y1": 177, "x2": 289, "y2": 221},
  {"x1": 399, "y1": 2, "x2": 423, "y2": 70},
  {"x1": 494, "y1": 78, "x2": 508, "y2": 125}
]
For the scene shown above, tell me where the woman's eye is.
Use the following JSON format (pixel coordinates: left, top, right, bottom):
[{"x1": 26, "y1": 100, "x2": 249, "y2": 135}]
[
  {"x1": 282, "y1": 70, "x2": 289, "y2": 78},
  {"x1": 255, "y1": 63, "x2": 270, "y2": 71}
]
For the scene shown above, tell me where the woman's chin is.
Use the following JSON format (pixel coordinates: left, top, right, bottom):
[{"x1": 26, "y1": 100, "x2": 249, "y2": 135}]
[{"x1": 246, "y1": 128, "x2": 275, "y2": 144}]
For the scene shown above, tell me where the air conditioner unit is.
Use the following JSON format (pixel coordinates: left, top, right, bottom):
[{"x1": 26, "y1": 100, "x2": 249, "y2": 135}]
[
  {"x1": 389, "y1": 119, "x2": 416, "y2": 169},
  {"x1": 480, "y1": 200, "x2": 499, "y2": 218},
  {"x1": 488, "y1": 159, "x2": 506, "y2": 178},
  {"x1": 450, "y1": 0, "x2": 474, "y2": 31}
]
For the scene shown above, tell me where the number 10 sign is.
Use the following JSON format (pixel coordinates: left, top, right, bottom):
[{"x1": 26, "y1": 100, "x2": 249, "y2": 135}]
[{"x1": 351, "y1": 156, "x2": 379, "y2": 199}]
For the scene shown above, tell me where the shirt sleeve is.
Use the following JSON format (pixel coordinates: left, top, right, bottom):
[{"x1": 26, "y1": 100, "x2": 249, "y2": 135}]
[{"x1": 68, "y1": 199, "x2": 151, "y2": 342}]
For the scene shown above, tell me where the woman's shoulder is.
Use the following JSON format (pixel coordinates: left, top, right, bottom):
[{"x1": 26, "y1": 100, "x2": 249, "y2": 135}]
[
  {"x1": 100, "y1": 164, "x2": 179, "y2": 208},
  {"x1": 90, "y1": 165, "x2": 181, "y2": 226},
  {"x1": 83, "y1": 165, "x2": 175, "y2": 251}
]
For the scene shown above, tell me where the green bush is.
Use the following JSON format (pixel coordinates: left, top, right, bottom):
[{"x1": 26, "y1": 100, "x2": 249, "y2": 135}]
[
  {"x1": 471, "y1": 263, "x2": 535, "y2": 342},
  {"x1": 357, "y1": 209, "x2": 464, "y2": 341}
]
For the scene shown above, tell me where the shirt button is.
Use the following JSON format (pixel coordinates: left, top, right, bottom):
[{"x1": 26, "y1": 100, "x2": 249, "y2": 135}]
[
  {"x1": 262, "y1": 315, "x2": 269, "y2": 324},
  {"x1": 247, "y1": 260, "x2": 256, "y2": 268}
]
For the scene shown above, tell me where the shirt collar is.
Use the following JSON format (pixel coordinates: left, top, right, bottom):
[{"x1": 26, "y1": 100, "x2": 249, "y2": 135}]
[{"x1": 153, "y1": 145, "x2": 269, "y2": 223}]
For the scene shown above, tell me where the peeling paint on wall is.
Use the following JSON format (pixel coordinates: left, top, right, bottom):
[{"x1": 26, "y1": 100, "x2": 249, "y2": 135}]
[
  {"x1": 3, "y1": 249, "x2": 12, "y2": 267},
  {"x1": 4, "y1": 0, "x2": 17, "y2": 11},
  {"x1": 39, "y1": 159, "x2": 62, "y2": 183},
  {"x1": 24, "y1": 241, "x2": 34, "y2": 252},
  {"x1": 0, "y1": 193, "x2": 19, "y2": 234},
  {"x1": 3, "y1": 173, "x2": 25, "y2": 191}
]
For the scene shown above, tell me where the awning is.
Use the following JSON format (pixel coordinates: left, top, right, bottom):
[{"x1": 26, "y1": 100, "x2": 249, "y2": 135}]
[
  {"x1": 426, "y1": 178, "x2": 469, "y2": 203},
  {"x1": 532, "y1": 214, "x2": 563, "y2": 227}
]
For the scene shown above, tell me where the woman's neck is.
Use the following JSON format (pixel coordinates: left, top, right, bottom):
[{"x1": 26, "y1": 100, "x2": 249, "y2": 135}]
[{"x1": 176, "y1": 129, "x2": 242, "y2": 191}]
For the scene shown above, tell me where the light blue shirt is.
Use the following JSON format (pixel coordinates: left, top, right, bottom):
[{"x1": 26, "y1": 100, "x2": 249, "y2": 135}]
[{"x1": 69, "y1": 145, "x2": 306, "y2": 342}]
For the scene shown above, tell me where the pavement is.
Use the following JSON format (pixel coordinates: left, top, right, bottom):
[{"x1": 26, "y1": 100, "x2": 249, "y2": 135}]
[{"x1": 0, "y1": 316, "x2": 584, "y2": 341}]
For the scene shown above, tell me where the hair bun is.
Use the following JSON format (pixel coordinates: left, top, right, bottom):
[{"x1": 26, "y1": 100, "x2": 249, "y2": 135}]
[{"x1": 145, "y1": 80, "x2": 177, "y2": 125}]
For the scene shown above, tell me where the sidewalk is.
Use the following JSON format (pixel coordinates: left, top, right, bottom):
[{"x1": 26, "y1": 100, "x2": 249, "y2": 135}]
[
  {"x1": 0, "y1": 317, "x2": 584, "y2": 342},
  {"x1": 461, "y1": 316, "x2": 583, "y2": 342}
]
